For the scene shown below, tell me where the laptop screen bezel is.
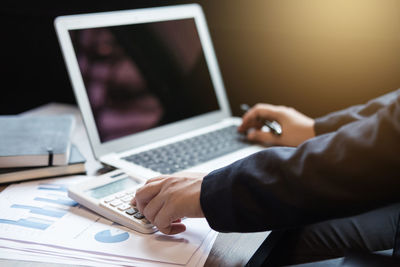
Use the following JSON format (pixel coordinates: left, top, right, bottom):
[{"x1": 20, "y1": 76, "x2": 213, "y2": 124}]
[{"x1": 55, "y1": 4, "x2": 231, "y2": 159}]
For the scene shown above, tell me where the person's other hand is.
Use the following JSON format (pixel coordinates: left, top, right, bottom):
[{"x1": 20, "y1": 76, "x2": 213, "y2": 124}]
[
  {"x1": 131, "y1": 172, "x2": 205, "y2": 235},
  {"x1": 238, "y1": 103, "x2": 315, "y2": 147}
]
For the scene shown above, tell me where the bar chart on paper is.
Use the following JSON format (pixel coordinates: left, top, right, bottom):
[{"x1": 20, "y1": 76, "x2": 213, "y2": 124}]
[
  {"x1": 11, "y1": 204, "x2": 68, "y2": 218},
  {"x1": 0, "y1": 175, "x2": 214, "y2": 266},
  {"x1": 0, "y1": 217, "x2": 54, "y2": 230},
  {"x1": 34, "y1": 194, "x2": 78, "y2": 207},
  {"x1": 35, "y1": 183, "x2": 78, "y2": 206},
  {"x1": 38, "y1": 183, "x2": 69, "y2": 192},
  {"x1": 0, "y1": 178, "x2": 83, "y2": 234}
]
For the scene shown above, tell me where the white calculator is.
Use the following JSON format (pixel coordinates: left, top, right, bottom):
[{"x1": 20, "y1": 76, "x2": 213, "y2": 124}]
[{"x1": 68, "y1": 169, "x2": 157, "y2": 234}]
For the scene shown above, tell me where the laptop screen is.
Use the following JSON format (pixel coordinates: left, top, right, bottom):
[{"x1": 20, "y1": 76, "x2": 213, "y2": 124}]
[{"x1": 69, "y1": 18, "x2": 219, "y2": 143}]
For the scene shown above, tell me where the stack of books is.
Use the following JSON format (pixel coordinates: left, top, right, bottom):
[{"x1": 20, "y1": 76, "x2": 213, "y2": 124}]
[{"x1": 0, "y1": 115, "x2": 86, "y2": 184}]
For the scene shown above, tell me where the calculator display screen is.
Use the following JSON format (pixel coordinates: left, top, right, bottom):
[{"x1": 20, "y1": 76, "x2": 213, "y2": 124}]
[{"x1": 86, "y1": 178, "x2": 139, "y2": 199}]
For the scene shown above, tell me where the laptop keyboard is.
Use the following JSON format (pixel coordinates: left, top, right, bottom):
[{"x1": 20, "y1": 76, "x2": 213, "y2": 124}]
[{"x1": 122, "y1": 125, "x2": 250, "y2": 174}]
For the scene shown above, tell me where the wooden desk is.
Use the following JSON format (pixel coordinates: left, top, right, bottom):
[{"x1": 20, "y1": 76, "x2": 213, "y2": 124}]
[{"x1": 0, "y1": 103, "x2": 272, "y2": 267}]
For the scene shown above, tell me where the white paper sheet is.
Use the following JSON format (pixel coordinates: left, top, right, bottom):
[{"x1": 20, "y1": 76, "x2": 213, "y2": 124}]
[
  {"x1": 0, "y1": 230, "x2": 218, "y2": 267},
  {"x1": 0, "y1": 176, "x2": 215, "y2": 266}
]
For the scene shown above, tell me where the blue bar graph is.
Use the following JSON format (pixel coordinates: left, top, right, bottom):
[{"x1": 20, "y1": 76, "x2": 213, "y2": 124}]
[
  {"x1": 34, "y1": 194, "x2": 78, "y2": 207},
  {"x1": 11, "y1": 204, "x2": 68, "y2": 218},
  {"x1": 38, "y1": 184, "x2": 68, "y2": 192},
  {"x1": 0, "y1": 217, "x2": 53, "y2": 230}
]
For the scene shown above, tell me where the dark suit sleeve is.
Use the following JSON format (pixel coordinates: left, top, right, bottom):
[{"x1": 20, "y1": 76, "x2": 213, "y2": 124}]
[
  {"x1": 200, "y1": 91, "x2": 400, "y2": 233},
  {"x1": 315, "y1": 89, "x2": 400, "y2": 135}
]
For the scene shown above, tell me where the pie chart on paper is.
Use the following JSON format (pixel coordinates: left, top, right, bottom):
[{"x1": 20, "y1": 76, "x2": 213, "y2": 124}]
[{"x1": 94, "y1": 229, "x2": 130, "y2": 243}]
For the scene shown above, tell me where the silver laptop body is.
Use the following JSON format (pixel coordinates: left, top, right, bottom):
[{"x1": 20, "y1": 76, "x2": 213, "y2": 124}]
[{"x1": 55, "y1": 4, "x2": 264, "y2": 180}]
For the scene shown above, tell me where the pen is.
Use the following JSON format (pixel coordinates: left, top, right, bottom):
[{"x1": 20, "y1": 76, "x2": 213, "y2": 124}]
[{"x1": 240, "y1": 104, "x2": 283, "y2": 136}]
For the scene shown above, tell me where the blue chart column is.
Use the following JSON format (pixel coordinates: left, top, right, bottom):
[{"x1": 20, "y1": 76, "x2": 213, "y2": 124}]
[
  {"x1": 37, "y1": 183, "x2": 68, "y2": 192},
  {"x1": 11, "y1": 204, "x2": 68, "y2": 218},
  {"x1": 34, "y1": 194, "x2": 78, "y2": 207},
  {"x1": 0, "y1": 217, "x2": 53, "y2": 230}
]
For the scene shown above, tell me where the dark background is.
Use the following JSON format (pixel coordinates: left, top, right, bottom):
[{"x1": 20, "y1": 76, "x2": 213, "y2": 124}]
[{"x1": 1, "y1": 0, "x2": 400, "y2": 118}]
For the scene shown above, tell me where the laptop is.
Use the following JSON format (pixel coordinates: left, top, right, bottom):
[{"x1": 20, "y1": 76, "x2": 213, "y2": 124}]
[{"x1": 55, "y1": 4, "x2": 265, "y2": 180}]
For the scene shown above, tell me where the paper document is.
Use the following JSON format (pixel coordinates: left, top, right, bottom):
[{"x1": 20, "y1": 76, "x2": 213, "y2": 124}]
[{"x1": 0, "y1": 176, "x2": 216, "y2": 266}]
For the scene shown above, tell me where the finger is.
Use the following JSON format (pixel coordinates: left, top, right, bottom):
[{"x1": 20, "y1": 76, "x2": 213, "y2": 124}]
[
  {"x1": 132, "y1": 177, "x2": 165, "y2": 206},
  {"x1": 158, "y1": 222, "x2": 186, "y2": 235},
  {"x1": 144, "y1": 199, "x2": 186, "y2": 234},
  {"x1": 131, "y1": 197, "x2": 137, "y2": 206},
  {"x1": 142, "y1": 193, "x2": 164, "y2": 223},
  {"x1": 134, "y1": 180, "x2": 164, "y2": 212},
  {"x1": 238, "y1": 111, "x2": 263, "y2": 133},
  {"x1": 247, "y1": 129, "x2": 282, "y2": 145},
  {"x1": 239, "y1": 104, "x2": 280, "y2": 133},
  {"x1": 153, "y1": 202, "x2": 182, "y2": 234}
]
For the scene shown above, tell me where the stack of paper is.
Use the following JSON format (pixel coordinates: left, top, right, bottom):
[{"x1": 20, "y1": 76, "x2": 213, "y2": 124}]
[{"x1": 0, "y1": 176, "x2": 217, "y2": 266}]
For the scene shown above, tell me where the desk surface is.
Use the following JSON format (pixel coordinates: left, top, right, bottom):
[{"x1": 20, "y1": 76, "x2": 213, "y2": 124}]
[{"x1": 0, "y1": 103, "x2": 271, "y2": 267}]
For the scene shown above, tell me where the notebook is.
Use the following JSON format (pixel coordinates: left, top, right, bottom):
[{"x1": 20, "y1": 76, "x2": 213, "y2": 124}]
[
  {"x1": 55, "y1": 4, "x2": 265, "y2": 180},
  {"x1": 0, "y1": 145, "x2": 86, "y2": 184},
  {"x1": 0, "y1": 115, "x2": 74, "y2": 168}
]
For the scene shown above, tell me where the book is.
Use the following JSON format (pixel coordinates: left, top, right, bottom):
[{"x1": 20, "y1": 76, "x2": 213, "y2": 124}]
[
  {"x1": 0, "y1": 145, "x2": 86, "y2": 184},
  {"x1": 0, "y1": 115, "x2": 75, "y2": 168}
]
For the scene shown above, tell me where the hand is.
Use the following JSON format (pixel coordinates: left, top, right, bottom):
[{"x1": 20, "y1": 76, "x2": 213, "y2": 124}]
[
  {"x1": 132, "y1": 172, "x2": 206, "y2": 235},
  {"x1": 238, "y1": 103, "x2": 315, "y2": 147}
]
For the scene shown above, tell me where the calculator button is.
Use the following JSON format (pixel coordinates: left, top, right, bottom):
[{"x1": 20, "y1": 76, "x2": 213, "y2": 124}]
[
  {"x1": 109, "y1": 199, "x2": 123, "y2": 207},
  {"x1": 134, "y1": 212, "x2": 145, "y2": 219},
  {"x1": 117, "y1": 203, "x2": 131, "y2": 211},
  {"x1": 103, "y1": 196, "x2": 115, "y2": 203},
  {"x1": 121, "y1": 196, "x2": 133, "y2": 203},
  {"x1": 125, "y1": 207, "x2": 138, "y2": 215},
  {"x1": 115, "y1": 192, "x2": 127, "y2": 198}
]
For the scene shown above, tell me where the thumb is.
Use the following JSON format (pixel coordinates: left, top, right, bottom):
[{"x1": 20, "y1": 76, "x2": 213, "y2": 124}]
[
  {"x1": 158, "y1": 223, "x2": 187, "y2": 235},
  {"x1": 247, "y1": 129, "x2": 280, "y2": 145}
]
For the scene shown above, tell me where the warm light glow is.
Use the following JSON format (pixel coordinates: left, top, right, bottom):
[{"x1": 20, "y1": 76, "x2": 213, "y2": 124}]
[{"x1": 208, "y1": 0, "x2": 400, "y2": 116}]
